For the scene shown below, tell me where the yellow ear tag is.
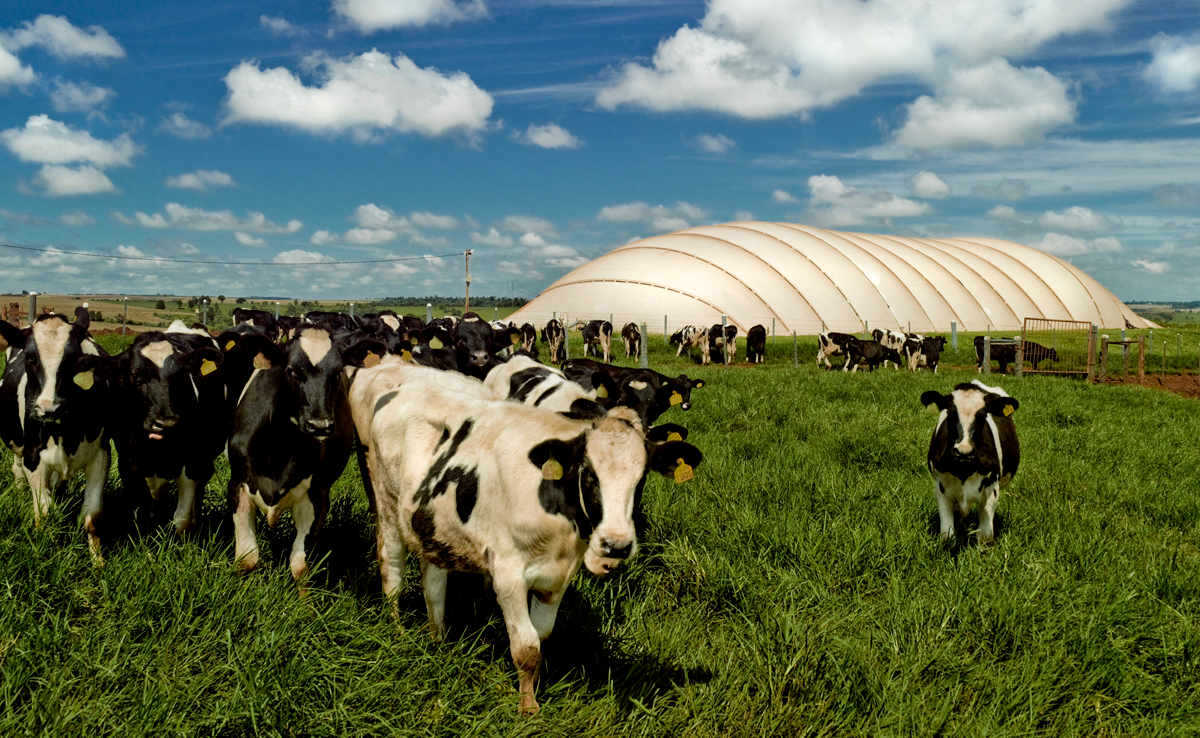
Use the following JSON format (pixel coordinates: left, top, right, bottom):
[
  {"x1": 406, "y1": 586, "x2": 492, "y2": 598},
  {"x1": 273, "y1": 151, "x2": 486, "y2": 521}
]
[
  {"x1": 670, "y1": 391, "x2": 682, "y2": 406},
  {"x1": 511, "y1": 334, "x2": 521, "y2": 346},
  {"x1": 429, "y1": 337, "x2": 443, "y2": 350},
  {"x1": 253, "y1": 353, "x2": 271, "y2": 371},
  {"x1": 674, "y1": 459, "x2": 693, "y2": 484},
  {"x1": 401, "y1": 350, "x2": 413, "y2": 363},
  {"x1": 1003, "y1": 404, "x2": 1015, "y2": 417},
  {"x1": 596, "y1": 385, "x2": 608, "y2": 399},
  {"x1": 200, "y1": 359, "x2": 217, "y2": 376},
  {"x1": 225, "y1": 339, "x2": 236, "y2": 350},
  {"x1": 363, "y1": 351, "x2": 380, "y2": 368},
  {"x1": 73, "y1": 370, "x2": 94, "y2": 390},
  {"x1": 542, "y1": 458, "x2": 563, "y2": 481},
  {"x1": 410, "y1": 336, "x2": 418, "y2": 346},
  {"x1": 667, "y1": 431, "x2": 682, "y2": 442}
]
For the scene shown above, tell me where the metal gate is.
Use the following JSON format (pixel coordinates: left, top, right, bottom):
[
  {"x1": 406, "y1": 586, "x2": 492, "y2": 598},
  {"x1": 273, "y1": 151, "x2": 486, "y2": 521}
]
[{"x1": 1020, "y1": 318, "x2": 1096, "y2": 377}]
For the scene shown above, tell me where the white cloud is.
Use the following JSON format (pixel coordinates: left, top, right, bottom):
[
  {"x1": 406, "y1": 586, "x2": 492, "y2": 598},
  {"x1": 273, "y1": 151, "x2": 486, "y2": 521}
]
[
  {"x1": 1036, "y1": 206, "x2": 1120, "y2": 234},
  {"x1": 274, "y1": 249, "x2": 331, "y2": 264},
  {"x1": 50, "y1": 80, "x2": 114, "y2": 113},
  {"x1": 115, "y1": 245, "x2": 148, "y2": 258},
  {"x1": 0, "y1": 209, "x2": 49, "y2": 226},
  {"x1": 971, "y1": 178, "x2": 1029, "y2": 201},
  {"x1": 0, "y1": 45, "x2": 35, "y2": 89},
  {"x1": 1145, "y1": 34, "x2": 1200, "y2": 93},
  {"x1": 906, "y1": 171, "x2": 950, "y2": 199},
  {"x1": 597, "y1": 201, "x2": 708, "y2": 232},
  {"x1": 260, "y1": 15, "x2": 306, "y2": 37},
  {"x1": 1, "y1": 114, "x2": 138, "y2": 167},
  {"x1": 409, "y1": 211, "x2": 459, "y2": 229},
  {"x1": 470, "y1": 227, "x2": 512, "y2": 246},
  {"x1": 234, "y1": 231, "x2": 267, "y2": 247},
  {"x1": 343, "y1": 227, "x2": 399, "y2": 244},
  {"x1": 540, "y1": 244, "x2": 578, "y2": 258},
  {"x1": 1030, "y1": 232, "x2": 1121, "y2": 256},
  {"x1": 222, "y1": 50, "x2": 493, "y2": 140},
  {"x1": 132, "y1": 203, "x2": 302, "y2": 233},
  {"x1": 58, "y1": 210, "x2": 95, "y2": 226},
  {"x1": 159, "y1": 112, "x2": 211, "y2": 140},
  {"x1": 734, "y1": 209, "x2": 754, "y2": 221},
  {"x1": 546, "y1": 257, "x2": 587, "y2": 268},
  {"x1": 806, "y1": 175, "x2": 930, "y2": 226},
  {"x1": 3, "y1": 15, "x2": 124, "y2": 59},
  {"x1": 1131, "y1": 259, "x2": 1169, "y2": 274},
  {"x1": 514, "y1": 123, "x2": 582, "y2": 149},
  {"x1": 310, "y1": 230, "x2": 338, "y2": 245},
  {"x1": 519, "y1": 232, "x2": 546, "y2": 247},
  {"x1": 892, "y1": 59, "x2": 1077, "y2": 151},
  {"x1": 496, "y1": 214, "x2": 558, "y2": 237},
  {"x1": 32, "y1": 164, "x2": 115, "y2": 196},
  {"x1": 1155, "y1": 183, "x2": 1200, "y2": 207},
  {"x1": 596, "y1": 0, "x2": 1126, "y2": 124},
  {"x1": 165, "y1": 169, "x2": 235, "y2": 191},
  {"x1": 772, "y1": 189, "x2": 799, "y2": 203},
  {"x1": 697, "y1": 133, "x2": 735, "y2": 154},
  {"x1": 391, "y1": 262, "x2": 419, "y2": 275},
  {"x1": 333, "y1": 0, "x2": 486, "y2": 32}
]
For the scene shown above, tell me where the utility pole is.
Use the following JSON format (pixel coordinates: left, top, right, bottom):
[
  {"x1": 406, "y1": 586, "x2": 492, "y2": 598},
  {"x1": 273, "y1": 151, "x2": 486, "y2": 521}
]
[{"x1": 464, "y1": 249, "x2": 474, "y2": 314}]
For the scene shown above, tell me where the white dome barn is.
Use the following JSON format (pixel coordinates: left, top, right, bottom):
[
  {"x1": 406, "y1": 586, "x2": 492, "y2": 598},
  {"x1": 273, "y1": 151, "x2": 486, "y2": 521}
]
[{"x1": 509, "y1": 222, "x2": 1148, "y2": 334}]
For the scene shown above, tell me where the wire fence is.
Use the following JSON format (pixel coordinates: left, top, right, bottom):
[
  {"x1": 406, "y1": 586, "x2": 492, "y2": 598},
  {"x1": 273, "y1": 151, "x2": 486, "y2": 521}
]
[{"x1": 1020, "y1": 318, "x2": 1094, "y2": 376}]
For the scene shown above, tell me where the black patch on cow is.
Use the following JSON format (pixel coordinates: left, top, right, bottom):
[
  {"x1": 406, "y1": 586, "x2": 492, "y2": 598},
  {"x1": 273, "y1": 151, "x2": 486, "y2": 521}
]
[
  {"x1": 560, "y1": 398, "x2": 605, "y2": 420},
  {"x1": 532, "y1": 381, "x2": 561, "y2": 407},
  {"x1": 373, "y1": 390, "x2": 398, "y2": 415},
  {"x1": 527, "y1": 435, "x2": 596, "y2": 538},
  {"x1": 434, "y1": 427, "x2": 451, "y2": 449},
  {"x1": 414, "y1": 419, "x2": 474, "y2": 504},
  {"x1": 510, "y1": 367, "x2": 551, "y2": 402},
  {"x1": 455, "y1": 467, "x2": 479, "y2": 523},
  {"x1": 410, "y1": 507, "x2": 481, "y2": 573}
]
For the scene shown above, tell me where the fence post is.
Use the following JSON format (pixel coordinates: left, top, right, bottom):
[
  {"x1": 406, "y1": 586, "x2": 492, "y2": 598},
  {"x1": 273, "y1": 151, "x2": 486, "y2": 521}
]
[
  {"x1": 821, "y1": 320, "x2": 826, "y2": 333},
  {"x1": 275, "y1": 301, "x2": 280, "y2": 320},
  {"x1": 1138, "y1": 336, "x2": 1145, "y2": 384},
  {"x1": 1086, "y1": 324, "x2": 1097, "y2": 383},
  {"x1": 1121, "y1": 328, "x2": 1128, "y2": 373},
  {"x1": 951, "y1": 321, "x2": 957, "y2": 350},
  {"x1": 722, "y1": 314, "x2": 728, "y2": 366},
  {"x1": 664, "y1": 315, "x2": 668, "y2": 338},
  {"x1": 864, "y1": 320, "x2": 869, "y2": 339},
  {"x1": 640, "y1": 322, "x2": 648, "y2": 369},
  {"x1": 1098, "y1": 337, "x2": 1109, "y2": 382},
  {"x1": 122, "y1": 296, "x2": 129, "y2": 335},
  {"x1": 982, "y1": 336, "x2": 991, "y2": 374},
  {"x1": 427, "y1": 303, "x2": 433, "y2": 323},
  {"x1": 1162, "y1": 341, "x2": 1167, "y2": 376},
  {"x1": 793, "y1": 331, "x2": 798, "y2": 367},
  {"x1": 350, "y1": 303, "x2": 355, "y2": 320},
  {"x1": 1015, "y1": 341, "x2": 1023, "y2": 378}
]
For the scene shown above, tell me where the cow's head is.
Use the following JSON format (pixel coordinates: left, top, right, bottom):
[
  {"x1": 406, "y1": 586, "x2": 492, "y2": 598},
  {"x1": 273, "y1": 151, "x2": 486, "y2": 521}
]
[
  {"x1": 0, "y1": 307, "x2": 103, "y2": 421},
  {"x1": 120, "y1": 331, "x2": 224, "y2": 440},
  {"x1": 530, "y1": 405, "x2": 702, "y2": 576},
  {"x1": 921, "y1": 381, "x2": 1018, "y2": 469}
]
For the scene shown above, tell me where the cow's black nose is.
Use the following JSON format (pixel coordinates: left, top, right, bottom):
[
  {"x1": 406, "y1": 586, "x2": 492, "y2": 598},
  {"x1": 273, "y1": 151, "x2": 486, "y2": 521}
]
[
  {"x1": 601, "y1": 538, "x2": 634, "y2": 559},
  {"x1": 303, "y1": 418, "x2": 333, "y2": 436}
]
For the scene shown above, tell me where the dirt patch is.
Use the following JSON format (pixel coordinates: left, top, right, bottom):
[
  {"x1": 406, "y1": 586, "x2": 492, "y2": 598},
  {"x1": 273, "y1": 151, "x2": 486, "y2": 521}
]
[{"x1": 1105, "y1": 372, "x2": 1200, "y2": 400}]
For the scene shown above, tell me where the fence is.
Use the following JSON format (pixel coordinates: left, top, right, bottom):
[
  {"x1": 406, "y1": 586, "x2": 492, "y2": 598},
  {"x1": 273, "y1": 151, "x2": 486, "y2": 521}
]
[{"x1": 1020, "y1": 318, "x2": 1095, "y2": 377}]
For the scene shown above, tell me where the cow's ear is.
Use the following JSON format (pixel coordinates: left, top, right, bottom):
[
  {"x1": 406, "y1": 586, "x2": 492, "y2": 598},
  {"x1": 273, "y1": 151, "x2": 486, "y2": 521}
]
[
  {"x1": 920, "y1": 390, "x2": 950, "y2": 411},
  {"x1": 528, "y1": 437, "x2": 584, "y2": 480},
  {"x1": 236, "y1": 333, "x2": 286, "y2": 368},
  {"x1": 986, "y1": 395, "x2": 1019, "y2": 418},
  {"x1": 0, "y1": 320, "x2": 26, "y2": 350},
  {"x1": 184, "y1": 346, "x2": 224, "y2": 376},
  {"x1": 560, "y1": 398, "x2": 607, "y2": 421},
  {"x1": 657, "y1": 382, "x2": 689, "y2": 411},
  {"x1": 341, "y1": 337, "x2": 389, "y2": 368},
  {"x1": 591, "y1": 371, "x2": 617, "y2": 406},
  {"x1": 678, "y1": 374, "x2": 703, "y2": 389},
  {"x1": 75, "y1": 353, "x2": 118, "y2": 382},
  {"x1": 647, "y1": 441, "x2": 703, "y2": 483},
  {"x1": 646, "y1": 423, "x2": 688, "y2": 445},
  {"x1": 215, "y1": 330, "x2": 243, "y2": 354}
]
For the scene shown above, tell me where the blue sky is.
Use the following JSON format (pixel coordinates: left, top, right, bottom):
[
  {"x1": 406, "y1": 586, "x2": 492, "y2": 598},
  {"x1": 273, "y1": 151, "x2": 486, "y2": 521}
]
[{"x1": 2, "y1": 0, "x2": 1200, "y2": 301}]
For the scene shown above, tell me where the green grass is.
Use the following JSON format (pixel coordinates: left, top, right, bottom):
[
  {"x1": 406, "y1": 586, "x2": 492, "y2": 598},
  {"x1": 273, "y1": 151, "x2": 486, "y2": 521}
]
[{"x1": 2, "y1": 336, "x2": 1199, "y2": 736}]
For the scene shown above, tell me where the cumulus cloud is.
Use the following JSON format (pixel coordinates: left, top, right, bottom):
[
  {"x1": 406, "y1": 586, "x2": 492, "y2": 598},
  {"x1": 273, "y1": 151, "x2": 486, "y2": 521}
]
[
  {"x1": 892, "y1": 59, "x2": 1077, "y2": 150},
  {"x1": 1145, "y1": 34, "x2": 1200, "y2": 93},
  {"x1": 513, "y1": 123, "x2": 583, "y2": 149},
  {"x1": 806, "y1": 175, "x2": 930, "y2": 227},
  {"x1": 987, "y1": 204, "x2": 1121, "y2": 235},
  {"x1": 409, "y1": 211, "x2": 459, "y2": 229},
  {"x1": 115, "y1": 244, "x2": 148, "y2": 258},
  {"x1": 32, "y1": 164, "x2": 116, "y2": 196},
  {"x1": 470, "y1": 227, "x2": 512, "y2": 246},
  {"x1": 313, "y1": 203, "x2": 458, "y2": 245},
  {"x1": 165, "y1": 170, "x2": 235, "y2": 191},
  {"x1": 734, "y1": 209, "x2": 754, "y2": 221},
  {"x1": 260, "y1": 15, "x2": 306, "y2": 37},
  {"x1": 234, "y1": 231, "x2": 266, "y2": 247},
  {"x1": 546, "y1": 257, "x2": 587, "y2": 268},
  {"x1": 334, "y1": 0, "x2": 486, "y2": 32},
  {"x1": 1, "y1": 114, "x2": 138, "y2": 167},
  {"x1": 772, "y1": 189, "x2": 799, "y2": 204},
  {"x1": 2, "y1": 15, "x2": 124, "y2": 59},
  {"x1": 131, "y1": 203, "x2": 302, "y2": 233},
  {"x1": 0, "y1": 45, "x2": 36, "y2": 89},
  {"x1": 50, "y1": 80, "x2": 114, "y2": 113},
  {"x1": 496, "y1": 214, "x2": 558, "y2": 238},
  {"x1": 222, "y1": 50, "x2": 493, "y2": 140},
  {"x1": 907, "y1": 171, "x2": 951, "y2": 199},
  {"x1": 597, "y1": 201, "x2": 708, "y2": 232},
  {"x1": 159, "y1": 112, "x2": 211, "y2": 140},
  {"x1": 1030, "y1": 232, "x2": 1122, "y2": 256},
  {"x1": 971, "y1": 177, "x2": 1030, "y2": 201},
  {"x1": 595, "y1": 0, "x2": 1124, "y2": 130},
  {"x1": 1131, "y1": 258, "x2": 1169, "y2": 274},
  {"x1": 58, "y1": 210, "x2": 95, "y2": 226},
  {"x1": 274, "y1": 249, "x2": 331, "y2": 264},
  {"x1": 696, "y1": 133, "x2": 735, "y2": 154},
  {"x1": 1155, "y1": 183, "x2": 1200, "y2": 207}
]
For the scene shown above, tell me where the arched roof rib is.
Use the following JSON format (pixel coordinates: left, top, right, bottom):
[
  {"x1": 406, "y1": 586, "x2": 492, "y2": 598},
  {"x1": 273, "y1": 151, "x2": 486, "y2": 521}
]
[{"x1": 507, "y1": 223, "x2": 1152, "y2": 334}]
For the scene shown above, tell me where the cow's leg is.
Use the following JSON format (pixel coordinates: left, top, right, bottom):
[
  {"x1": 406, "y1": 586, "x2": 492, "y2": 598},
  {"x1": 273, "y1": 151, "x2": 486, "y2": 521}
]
[
  {"x1": 28, "y1": 466, "x2": 53, "y2": 527},
  {"x1": 173, "y1": 466, "x2": 209, "y2": 535},
  {"x1": 232, "y1": 483, "x2": 260, "y2": 574},
  {"x1": 529, "y1": 589, "x2": 563, "y2": 642},
  {"x1": 978, "y1": 484, "x2": 1000, "y2": 545},
  {"x1": 935, "y1": 480, "x2": 955, "y2": 544},
  {"x1": 419, "y1": 559, "x2": 450, "y2": 641},
  {"x1": 81, "y1": 444, "x2": 109, "y2": 565},
  {"x1": 369, "y1": 463, "x2": 407, "y2": 616},
  {"x1": 494, "y1": 572, "x2": 542, "y2": 715},
  {"x1": 9, "y1": 445, "x2": 25, "y2": 490},
  {"x1": 289, "y1": 491, "x2": 316, "y2": 583}
]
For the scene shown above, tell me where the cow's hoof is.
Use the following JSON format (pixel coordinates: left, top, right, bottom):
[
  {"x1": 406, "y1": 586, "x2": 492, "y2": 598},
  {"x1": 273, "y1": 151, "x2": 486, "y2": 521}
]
[{"x1": 518, "y1": 694, "x2": 540, "y2": 716}]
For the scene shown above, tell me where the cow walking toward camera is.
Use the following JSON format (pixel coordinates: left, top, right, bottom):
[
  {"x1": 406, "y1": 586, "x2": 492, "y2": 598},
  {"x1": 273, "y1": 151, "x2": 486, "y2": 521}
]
[{"x1": 921, "y1": 380, "x2": 1020, "y2": 547}]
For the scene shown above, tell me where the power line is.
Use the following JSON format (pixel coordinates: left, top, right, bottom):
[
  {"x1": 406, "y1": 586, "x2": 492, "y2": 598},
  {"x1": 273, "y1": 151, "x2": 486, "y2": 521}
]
[{"x1": 0, "y1": 242, "x2": 465, "y2": 266}]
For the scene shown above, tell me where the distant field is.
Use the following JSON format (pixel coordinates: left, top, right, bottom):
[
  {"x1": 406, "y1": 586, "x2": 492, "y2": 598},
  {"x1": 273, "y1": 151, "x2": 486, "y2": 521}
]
[{"x1": 2, "y1": 332, "x2": 1198, "y2": 735}]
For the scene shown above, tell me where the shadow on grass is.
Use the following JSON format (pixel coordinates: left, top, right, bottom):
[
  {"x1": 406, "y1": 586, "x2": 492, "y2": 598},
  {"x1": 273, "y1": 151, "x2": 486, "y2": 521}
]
[{"x1": 925, "y1": 508, "x2": 1008, "y2": 557}]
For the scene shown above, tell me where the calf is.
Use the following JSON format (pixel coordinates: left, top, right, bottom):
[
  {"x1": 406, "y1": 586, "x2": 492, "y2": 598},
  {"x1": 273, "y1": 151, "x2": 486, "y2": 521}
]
[
  {"x1": 519, "y1": 323, "x2": 538, "y2": 357},
  {"x1": 232, "y1": 307, "x2": 277, "y2": 339},
  {"x1": 454, "y1": 312, "x2": 503, "y2": 379},
  {"x1": 921, "y1": 380, "x2": 1020, "y2": 546},
  {"x1": 974, "y1": 337, "x2": 1060, "y2": 374},
  {"x1": 904, "y1": 335, "x2": 947, "y2": 372},
  {"x1": 621, "y1": 322, "x2": 641, "y2": 358},
  {"x1": 362, "y1": 378, "x2": 702, "y2": 714},
  {"x1": 111, "y1": 323, "x2": 228, "y2": 534},
  {"x1": 817, "y1": 331, "x2": 857, "y2": 369},
  {"x1": 275, "y1": 315, "x2": 302, "y2": 343},
  {"x1": 582, "y1": 320, "x2": 613, "y2": 363},
  {"x1": 542, "y1": 319, "x2": 566, "y2": 364},
  {"x1": 669, "y1": 325, "x2": 710, "y2": 364},
  {"x1": 227, "y1": 326, "x2": 385, "y2": 582},
  {"x1": 0, "y1": 308, "x2": 110, "y2": 560},
  {"x1": 708, "y1": 324, "x2": 737, "y2": 363},
  {"x1": 562, "y1": 358, "x2": 704, "y2": 427},
  {"x1": 842, "y1": 338, "x2": 902, "y2": 372},
  {"x1": 484, "y1": 355, "x2": 616, "y2": 414},
  {"x1": 746, "y1": 324, "x2": 767, "y2": 364}
]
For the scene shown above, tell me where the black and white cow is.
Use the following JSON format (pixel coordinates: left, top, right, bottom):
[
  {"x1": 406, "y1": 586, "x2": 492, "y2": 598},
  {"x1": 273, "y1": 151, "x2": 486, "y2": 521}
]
[
  {"x1": 841, "y1": 338, "x2": 902, "y2": 372},
  {"x1": 519, "y1": 323, "x2": 538, "y2": 358},
  {"x1": 304, "y1": 310, "x2": 361, "y2": 333},
  {"x1": 669, "y1": 325, "x2": 710, "y2": 364},
  {"x1": 484, "y1": 355, "x2": 616, "y2": 414},
  {"x1": 232, "y1": 307, "x2": 277, "y2": 339},
  {"x1": 973, "y1": 337, "x2": 1060, "y2": 374},
  {"x1": 561, "y1": 358, "x2": 704, "y2": 427},
  {"x1": 360, "y1": 377, "x2": 702, "y2": 714},
  {"x1": 542, "y1": 319, "x2": 566, "y2": 364},
  {"x1": 621, "y1": 323, "x2": 641, "y2": 358},
  {"x1": 904, "y1": 336, "x2": 947, "y2": 372},
  {"x1": 453, "y1": 312, "x2": 504, "y2": 379},
  {"x1": 582, "y1": 320, "x2": 613, "y2": 363},
  {"x1": 227, "y1": 326, "x2": 386, "y2": 582},
  {"x1": 817, "y1": 331, "x2": 857, "y2": 369},
  {"x1": 275, "y1": 315, "x2": 302, "y2": 343},
  {"x1": 363, "y1": 310, "x2": 407, "y2": 354},
  {"x1": 921, "y1": 380, "x2": 1020, "y2": 547},
  {"x1": 746, "y1": 324, "x2": 767, "y2": 364},
  {"x1": 110, "y1": 322, "x2": 228, "y2": 534},
  {"x1": 708, "y1": 324, "x2": 737, "y2": 363},
  {"x1": 871, "y1": 328, "x2": 907, "y2": 351},
  {"x1": 0, "y1": 307, "x2": 110, "y2": 560}
]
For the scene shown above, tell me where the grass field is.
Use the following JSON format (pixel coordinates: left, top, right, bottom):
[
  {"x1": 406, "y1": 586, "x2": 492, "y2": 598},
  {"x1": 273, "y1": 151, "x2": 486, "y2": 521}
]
[{"x1": 2, "y1": 334, "x2": 1199, "y2": 736}]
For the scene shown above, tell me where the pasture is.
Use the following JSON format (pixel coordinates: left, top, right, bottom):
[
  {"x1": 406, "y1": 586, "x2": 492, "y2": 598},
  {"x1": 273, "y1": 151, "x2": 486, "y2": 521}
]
[{"x1": 1, "y1": 333, "x2": 1199, "y2": 736}]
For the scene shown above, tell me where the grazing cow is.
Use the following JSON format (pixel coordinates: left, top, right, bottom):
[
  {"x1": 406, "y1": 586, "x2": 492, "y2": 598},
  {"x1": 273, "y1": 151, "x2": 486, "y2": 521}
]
[
  {"x1": 232, "y1": 307, "x2": 277, "y2": 339},
  {"x1": 921, "y1": 380, "x2": 1020, "y2": 546},
  {"x1": 561, "y1": 358, "x2": 704, "y2": 427},
  {"x1": 708, "y1": 324, "x2": 737, "y2": 363},
  {"x1": 361, "y1": 377, "x2": 702, "y2": 714},
  {"x1": 817, "y1": 331, "x2": 858, "y2": 369},
  {"x1": 871, "y1": 328, "x2": 908, "y2": 350},
  {"x1": 621, "y1": 323, "x2": 641, "y2": 358},
  {"x1": 582, "y1": 320, "x2": 613, "y2": 363},
  {"x1": 110, "y1": 322, "x2": 228, "y2": 534},
  {"x1": 669, "y1": 325, "x2": 710, "y2": 364},
  {"x1": 519, "y1": 323, "x2": 538, "y2": 357},
  {"x1": 904, "y1": 336, "x2": 947, "y2": 372},
  {"x1": 484, "y1": 355, "x2": 616, "y2": 413},
  {"x1": 0, "y1": 308, "x2": 111, "y2": 560},
  {"x1": 841, "y1": 338, "x2": 902, "y2": 372},
  {"x1": 746, "y1": 324, "x2": 767, "y2": 364},
  {"x1": 542, "y1": 319, "x2": 566, "y2": 364},
  {"x1": 226, "y1": 326, "x2": 386, "y2": 582},
  {"x1": 973, "y1": 337, "x2": 1060, "y2": 374}
]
